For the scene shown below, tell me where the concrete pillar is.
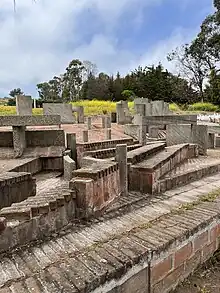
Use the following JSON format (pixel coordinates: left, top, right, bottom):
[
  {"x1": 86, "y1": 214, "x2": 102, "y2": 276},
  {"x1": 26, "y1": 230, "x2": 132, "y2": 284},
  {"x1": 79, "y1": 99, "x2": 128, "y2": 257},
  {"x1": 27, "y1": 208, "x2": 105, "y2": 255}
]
[
  {"x1": 16, "y1": 95, "x2": 32, "y2": 116},
  {"x1": 139, "y1": 123, "x2": 147, "y2": 146},
  {"x1": 78, "y1": 106, "x2": 84, "y2": 124},
  {"x1": 105, "y1": 129, "x2": 111, "y2": 140},
  {"x1": 134, "y1": 104, "x2": 146, "y2": 116},
  {"x1": 116, "y1": 144, "x2": 128, "y2": 197},
  {"x1": 87, "y1": 117, "x2": 92, "y2": 130},
  {"x1": 66, "y1": 133, "x2": 77, "y2": 163},
  {"x1": 102, "y1": 116, "x2": 105, "y2": 128},
  {"x1": 12, "y1": 126, "x2": 26, "y2": 158},
  {"x1": 33, "y1": 98, "x2": 37, "y2": 109},
  {"x1": 106, "y1": 116, "x2": 111, "y2": 128},
  {"x1": 83, "y1": 130, "x2": 88, "y2": 142},
  {"x1": 102, "y1": 116, "x2": 111, "y2": 128},
  {"x1": 63, "y1": 155, "x2": 76, "y2": 181},
  {"x1": 208, "y1": 133, "x2": 216, "y2": 149}
]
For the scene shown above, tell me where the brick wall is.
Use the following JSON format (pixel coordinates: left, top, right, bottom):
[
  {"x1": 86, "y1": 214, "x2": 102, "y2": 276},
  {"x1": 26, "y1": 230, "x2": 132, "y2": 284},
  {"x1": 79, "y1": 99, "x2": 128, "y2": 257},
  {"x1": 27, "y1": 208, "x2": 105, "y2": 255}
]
[
  {"x1": 70, "y1": 161, "x2": 120, "y2": 218},
  {"x1": 0, "y1": 190, "x2": 76, "y2": 253},
  {"x1": 151, "y1": 222, "x2": 220, "y2": 293},
  {"x1": 0, "y1": 172, "x2": 36, "y2": 209},
  {"x1": 76, "y1": 138, "x2": 135, "y2": 167}
]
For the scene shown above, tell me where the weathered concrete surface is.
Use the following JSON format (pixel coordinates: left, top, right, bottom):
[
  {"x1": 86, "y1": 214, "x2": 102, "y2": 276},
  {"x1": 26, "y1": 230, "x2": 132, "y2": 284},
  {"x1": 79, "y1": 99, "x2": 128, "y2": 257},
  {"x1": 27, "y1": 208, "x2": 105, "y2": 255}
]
[
  {"x1": 43, "y1": 103, "x2": 75, "y2": 124},
  {"x1": 16, "y1": 95, "x2": 32, "y2": 116},
  {"x1": 0, "y1": 115, "x2": 61, "y2": 126}
]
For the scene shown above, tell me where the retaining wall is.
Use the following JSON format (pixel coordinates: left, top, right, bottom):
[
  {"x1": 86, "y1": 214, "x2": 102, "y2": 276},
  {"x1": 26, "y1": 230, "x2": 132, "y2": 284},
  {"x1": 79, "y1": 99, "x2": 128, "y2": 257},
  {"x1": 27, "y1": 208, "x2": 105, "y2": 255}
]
[{"x1": 0, "y1": 172, "x2": 36, "y2": 209}]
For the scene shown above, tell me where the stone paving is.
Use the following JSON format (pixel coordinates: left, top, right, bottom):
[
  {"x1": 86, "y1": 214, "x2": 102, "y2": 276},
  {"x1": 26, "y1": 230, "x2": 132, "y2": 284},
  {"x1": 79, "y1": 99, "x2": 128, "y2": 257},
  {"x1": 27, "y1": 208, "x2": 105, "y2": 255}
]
[{"x1": 1, "y1": 172, "x2": 220, "y2": 292}]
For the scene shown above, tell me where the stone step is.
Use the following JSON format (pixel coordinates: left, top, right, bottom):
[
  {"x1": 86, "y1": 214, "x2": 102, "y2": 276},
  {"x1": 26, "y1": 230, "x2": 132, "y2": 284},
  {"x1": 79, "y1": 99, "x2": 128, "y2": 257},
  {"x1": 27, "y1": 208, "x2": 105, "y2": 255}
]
[
  {"x1": 158, "y1": 156, "x2": 220, "y2": 193},
  {"x1": 127, "y1": 142, "x2": 165, "y2": 164}
]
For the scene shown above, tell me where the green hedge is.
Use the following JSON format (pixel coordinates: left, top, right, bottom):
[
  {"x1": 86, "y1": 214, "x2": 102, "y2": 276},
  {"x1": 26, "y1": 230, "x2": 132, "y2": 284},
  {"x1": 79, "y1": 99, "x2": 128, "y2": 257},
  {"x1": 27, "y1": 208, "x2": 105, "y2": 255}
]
[{"x1": 187, "y1": 103, "x2": 218, "y2": 112}]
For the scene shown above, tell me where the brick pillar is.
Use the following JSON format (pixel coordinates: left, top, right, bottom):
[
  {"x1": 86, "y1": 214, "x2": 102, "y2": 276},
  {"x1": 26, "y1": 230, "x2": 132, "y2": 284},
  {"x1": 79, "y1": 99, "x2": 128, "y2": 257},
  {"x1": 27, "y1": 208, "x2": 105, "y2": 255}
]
[
  {"x1": 116, "y1": 144, "x2": 128, "y2": 196},
  {"x1": 87, "y1": 117, "x2": 92, "y2": 130},
  {"x1": 12, "y1": 126, "x2": 26, "y2": 158},
  {"x1": 105, "y1": 129, "x2": 111, "y2": 140},
  {"x1": 83, "y1": 130, "x2": 88, "y2": 142},
  {"x1": 66, "y1": 133, "x2": 77, "y2": 163}
]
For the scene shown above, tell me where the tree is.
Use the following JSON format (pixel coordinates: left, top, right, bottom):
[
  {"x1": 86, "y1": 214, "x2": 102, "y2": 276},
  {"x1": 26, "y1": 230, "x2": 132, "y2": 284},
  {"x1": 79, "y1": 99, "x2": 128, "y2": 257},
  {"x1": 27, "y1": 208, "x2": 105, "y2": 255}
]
[
  {"x1": 63, "y1": 59, "x2": 85, "y2": 101},
  {"x1": 167, "y1": 45, "x2": 208, "y2": 101},
  {"x1": 121, "y1": 90, "x2": 135, "y2": 100},
  {"x1": 9, "y1": 88, "x2": 24, "y2": 97}
]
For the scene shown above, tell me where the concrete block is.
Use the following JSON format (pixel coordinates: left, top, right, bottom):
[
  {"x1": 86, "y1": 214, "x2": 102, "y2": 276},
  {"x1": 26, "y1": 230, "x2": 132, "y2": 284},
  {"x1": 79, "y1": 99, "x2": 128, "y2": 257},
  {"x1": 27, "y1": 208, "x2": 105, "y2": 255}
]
[
  {"x1": 83, "y1": 130, "x2": 88, "y2": 142},
  {"x1": 16, "y1": 95, "x2": 32, "y2": 116},
  {"x1": 116, "y1": 144, "x2": 128, "y2": 196},
  {"x1": 43, "y1": 103, "x2": 75, "y2": 124},
  {"x1": 72, "y1": 106, "x2": 84, "y2": 123},
  {"x1": 0, "y1": 115, "x2": 61, "y2": 127},
  {"x1": 105, "y1": 129, "x2": 111, "y2": 140},
  {"x1": 87, "y1": 117, "x2": 92, "y2": 130},
  {"x1": 64, "y1": 155, "x2": 76, "y2": 181}
]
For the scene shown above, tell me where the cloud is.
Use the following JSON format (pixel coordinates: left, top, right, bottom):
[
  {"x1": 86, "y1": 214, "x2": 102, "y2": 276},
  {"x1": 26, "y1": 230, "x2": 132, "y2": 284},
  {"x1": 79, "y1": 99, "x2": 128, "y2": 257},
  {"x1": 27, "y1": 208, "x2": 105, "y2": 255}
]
[{"x1": 0, "y1": 0, "x2": 213, "y2": 96}]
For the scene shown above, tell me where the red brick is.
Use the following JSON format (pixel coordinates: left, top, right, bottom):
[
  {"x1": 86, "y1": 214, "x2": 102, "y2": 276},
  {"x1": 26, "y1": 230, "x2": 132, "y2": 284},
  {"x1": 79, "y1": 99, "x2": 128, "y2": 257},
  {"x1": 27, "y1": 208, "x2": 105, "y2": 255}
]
[
  {"x1": 184, "y1": 250, "x2": 201, "y2": 277},
  {"x1": 202, "y1": 241, "x2": 217, "y2": 262},
  {"x1": 210, "y1": 224, "x2": 220, "y2": 243},
  {"x1": 194, "y1": 231, "x2": 208, "y2": 252},
  {"x1": 153, "y1": 264, "x2": 185, "y2": 293},
  {"x1": 174, "y1": 242, "x2": 192, "y2": 268},
  {"x1": 151, "y1": 256, "x2": 173, "y2": 285}
]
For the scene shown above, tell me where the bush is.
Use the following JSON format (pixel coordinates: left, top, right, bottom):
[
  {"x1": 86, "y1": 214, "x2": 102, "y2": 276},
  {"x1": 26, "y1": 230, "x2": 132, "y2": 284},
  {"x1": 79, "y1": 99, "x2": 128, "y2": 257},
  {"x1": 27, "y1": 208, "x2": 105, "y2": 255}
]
[
  {"x1": 187, "y1": 102, "x2": 218, "y2": 112},
  {"x1": 169, "y1": 103, "x2": 181, "y2": 112}
]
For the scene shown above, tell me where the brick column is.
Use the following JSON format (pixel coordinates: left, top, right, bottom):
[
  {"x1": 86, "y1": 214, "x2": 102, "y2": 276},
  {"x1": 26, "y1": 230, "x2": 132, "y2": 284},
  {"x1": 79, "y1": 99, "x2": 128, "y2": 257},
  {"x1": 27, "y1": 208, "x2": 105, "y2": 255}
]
[{"x1": 116, "y1": 144, "x2": 128, "y2": 196}]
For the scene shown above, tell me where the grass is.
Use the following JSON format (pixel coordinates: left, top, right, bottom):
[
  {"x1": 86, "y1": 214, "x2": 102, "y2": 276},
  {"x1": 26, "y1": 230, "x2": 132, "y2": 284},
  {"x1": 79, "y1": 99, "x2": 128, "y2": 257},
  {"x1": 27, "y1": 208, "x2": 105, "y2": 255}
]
[{"x1": 0, "y1": 100, "x2": 219, "y2": 116}]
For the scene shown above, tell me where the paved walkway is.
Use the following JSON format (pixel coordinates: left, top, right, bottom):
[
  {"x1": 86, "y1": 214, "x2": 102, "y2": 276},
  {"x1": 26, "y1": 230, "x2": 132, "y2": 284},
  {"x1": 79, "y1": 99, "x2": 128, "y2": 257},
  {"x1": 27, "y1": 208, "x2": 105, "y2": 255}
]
[{"x1": 1, "y1": 173, "x2": 220, "y2": 292}]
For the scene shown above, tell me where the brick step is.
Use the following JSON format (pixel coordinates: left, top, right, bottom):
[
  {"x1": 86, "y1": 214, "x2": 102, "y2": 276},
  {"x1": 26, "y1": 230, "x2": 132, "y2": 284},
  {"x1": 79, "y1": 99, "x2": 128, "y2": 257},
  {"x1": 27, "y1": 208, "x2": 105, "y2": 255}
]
[
  {"x1": 158, "y1": 157, "x2": 220, "y2": 193},
  {"x1": 83, "y1": 142, "x2": 142, "y2": 160},
  {"x1": 127, "y1": 142, "x2": 165, "y2": 164},
  {"x1": 129, "y1": 144, "x2": 196, "y2": 194},
  {"x1": 1, "y1": 174, "x2": 220, "y2": 292},
  {"x1": 0, "y1": 178, "x2": 75, "y2": 221}
]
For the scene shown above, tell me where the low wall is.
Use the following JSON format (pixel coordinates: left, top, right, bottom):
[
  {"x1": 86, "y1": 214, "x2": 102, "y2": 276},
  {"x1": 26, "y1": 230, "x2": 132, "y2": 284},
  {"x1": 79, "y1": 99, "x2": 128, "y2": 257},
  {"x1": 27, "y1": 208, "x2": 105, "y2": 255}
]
[
  {"x1": 0, "y1": 172, "x2": 36, "y2": 209},
  {"x1": 83, "y1": 144, "x2": 141, "y2": 160},
  {"x1": 76, "y1": 138, "x2": 135, "y2": 167},
  {"x1": 0, "y1": 115, "x2": 61, "y2": 126},
  {"x1": 86, "y1": 200, "x2": 220, "y2": 293},
  {"x1": 70, "y1": 160, "x2": 120, "y2": 218},
  {"x1": 0, "y1": 130, "x2": 65, "y2": 148},
  {"x1": 0, "y1": 190, "x2": 76, "y2": 253}
]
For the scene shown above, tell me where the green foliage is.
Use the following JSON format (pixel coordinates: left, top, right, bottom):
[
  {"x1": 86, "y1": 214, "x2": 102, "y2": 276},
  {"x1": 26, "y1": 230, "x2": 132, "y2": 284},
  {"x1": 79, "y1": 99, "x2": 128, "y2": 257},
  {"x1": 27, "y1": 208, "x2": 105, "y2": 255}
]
[
  {"x1": 9, "y1": 88, "x2": 23, "y2": 97},
  {"x1": 169, "y1": 103, "x2": 182, "y2": 112},
  {"x1": 7, "y1": 98, "x2": 16, "y2": 106},
  {"x1": 188, "y1": 102, "x2": 218, "y2": 112},
  {"x1": 121, "y1": 90, "x2": 135, "y2": 100}
]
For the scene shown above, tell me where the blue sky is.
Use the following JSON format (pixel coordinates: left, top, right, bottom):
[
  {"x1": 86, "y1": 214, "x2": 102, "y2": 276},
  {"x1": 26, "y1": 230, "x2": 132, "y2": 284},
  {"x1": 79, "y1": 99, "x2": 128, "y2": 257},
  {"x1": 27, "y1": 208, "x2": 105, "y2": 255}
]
[{"x1": 0, "y1": 0, "x2": 213, "y2": 97}]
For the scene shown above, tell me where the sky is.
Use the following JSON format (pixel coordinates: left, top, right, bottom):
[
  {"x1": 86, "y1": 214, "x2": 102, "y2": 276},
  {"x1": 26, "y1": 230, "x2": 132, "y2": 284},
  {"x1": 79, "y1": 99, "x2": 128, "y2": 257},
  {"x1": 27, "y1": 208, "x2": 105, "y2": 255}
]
[{"x1": 0, "y1": 0, "x2": 214, "y2": 97}]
